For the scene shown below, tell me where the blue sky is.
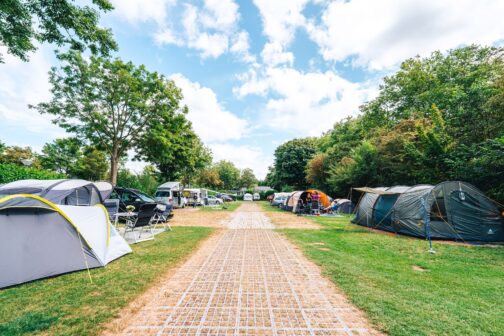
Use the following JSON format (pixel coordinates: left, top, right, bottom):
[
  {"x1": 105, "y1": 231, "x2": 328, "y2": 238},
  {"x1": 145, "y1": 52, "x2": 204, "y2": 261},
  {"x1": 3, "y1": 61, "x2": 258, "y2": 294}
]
[{"x1": 1, "y1": 0, "x2": 504, "y2": 179}]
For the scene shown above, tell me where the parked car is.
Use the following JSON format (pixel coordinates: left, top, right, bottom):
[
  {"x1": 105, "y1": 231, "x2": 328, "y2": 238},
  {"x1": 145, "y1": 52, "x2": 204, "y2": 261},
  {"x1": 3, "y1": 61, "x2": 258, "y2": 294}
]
[
  {"x1": 243, "y1": 193, "x2": 253, "y2": 201},
  {"x1": 217, "y1": 194, "x2": 234, "y2": 202},
  {"x1": 207, "y1": 195, "x2": 224, "y2": 205},
  {"x1": 271, "y1": 195, "x2": 288, "y2": 207},
  {"x1": 111, "y1": 187, "x2": 170, "y2": 213},
  {"x1": 253, "y1": 193, "x2": 260, "y2": 201}
]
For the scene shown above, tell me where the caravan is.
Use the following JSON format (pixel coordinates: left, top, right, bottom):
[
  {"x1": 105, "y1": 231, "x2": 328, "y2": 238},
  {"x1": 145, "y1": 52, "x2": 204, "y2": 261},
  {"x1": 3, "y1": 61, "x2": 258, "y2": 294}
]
[
  {"x1": 155, "y1": 182, "x2": 186, "y2": 208},
  {"x1": 184, "y1": 188, "x2": 208, "y2": 206}
]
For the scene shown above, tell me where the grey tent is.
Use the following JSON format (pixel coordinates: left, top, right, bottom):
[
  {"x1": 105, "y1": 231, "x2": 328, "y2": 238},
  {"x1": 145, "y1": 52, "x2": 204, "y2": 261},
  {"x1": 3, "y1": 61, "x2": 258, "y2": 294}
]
[
  {"x1": 334, "y1": 199, "x2": 355, "y2": 214},
  {"x1": 0, "y1": 180, "x2": 131, "y2": 288},
  {"x1": 352, "y1": 182, "x2": 504, "y2": 242}
]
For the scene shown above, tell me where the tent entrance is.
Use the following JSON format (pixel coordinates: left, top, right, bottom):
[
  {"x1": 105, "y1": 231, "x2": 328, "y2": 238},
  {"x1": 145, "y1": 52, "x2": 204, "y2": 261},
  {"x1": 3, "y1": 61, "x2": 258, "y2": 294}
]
[{"x1": 373, "y1": 195, "x2": 399, "y2": 230}]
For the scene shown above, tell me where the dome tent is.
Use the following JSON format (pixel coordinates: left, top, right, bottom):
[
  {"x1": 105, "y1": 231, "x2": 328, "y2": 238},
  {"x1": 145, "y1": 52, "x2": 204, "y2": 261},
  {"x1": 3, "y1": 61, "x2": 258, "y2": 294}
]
[
  {"x1": 334, "y1": 199, "x2": 355, "y2": 214},
  {"x1": 284, "y1": 191, "x2": 303, "y2": 211},
  {"x1": 352, "y1": 182, "x2": 504, "y2": 241},
  {"x1": 293, "y1": 189, "x2": 332, "y2": 213},
  {"x1": 0, "y1": 179, "x2": 113, "y2": 206},
  {"x1": 0, "y1": 180, "x2": 131, "y2": 288}
]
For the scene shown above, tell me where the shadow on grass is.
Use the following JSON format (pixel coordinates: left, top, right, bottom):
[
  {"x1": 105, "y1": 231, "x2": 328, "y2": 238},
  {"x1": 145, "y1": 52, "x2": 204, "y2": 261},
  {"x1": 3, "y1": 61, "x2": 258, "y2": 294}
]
[{"x1": 0, "y1": 312, "x2": 58, "y2": 336}]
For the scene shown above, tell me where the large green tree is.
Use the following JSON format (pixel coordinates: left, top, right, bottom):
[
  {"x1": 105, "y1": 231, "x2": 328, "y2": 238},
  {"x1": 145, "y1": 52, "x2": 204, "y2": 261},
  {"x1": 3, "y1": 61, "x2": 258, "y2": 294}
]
[
  {"x1": 239, "y1": 168, "x2": 257, "y2": 189},
  {"x1": 39, "y1": 137, "x2": 82, "y2": 175},
  {"x1": 74, "y1": 146, "x2": 108, "y2": 181},
  {"x1": 272, "y1": 138, "x2": 318, "y2": 189},
  {"x1": 136, "y1": 113, "x2": 212, "y2": 185},
  {"x1": 214, "y1": 160, "x2": 240, "y2": 190},
  {"x1": 0, "y1": 0, "x2": 116, "y2": 63},
  {"x1": 34, "y1": 51, "x2": 185, "y2": 185},
  {"x1": 0, "y1": 145, "x2": 39, "y2": 167},
  {"x1": 195, "y1": 167, "x2": 223, "y2": 189}
]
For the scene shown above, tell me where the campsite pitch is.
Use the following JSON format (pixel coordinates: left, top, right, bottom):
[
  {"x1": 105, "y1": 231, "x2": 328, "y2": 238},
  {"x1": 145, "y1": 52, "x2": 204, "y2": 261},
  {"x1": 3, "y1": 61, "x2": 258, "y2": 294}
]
[{"x1": 109, "y1": 203, "x2": 380, "y2": 335}]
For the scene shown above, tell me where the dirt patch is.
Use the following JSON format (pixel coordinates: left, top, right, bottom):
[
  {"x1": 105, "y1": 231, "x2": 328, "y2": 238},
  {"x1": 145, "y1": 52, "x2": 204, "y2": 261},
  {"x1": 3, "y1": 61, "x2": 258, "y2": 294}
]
[
  {"x1": 264, "y1": 211, "x2": 321, "y2": 229},
  {"x1": 170, "y1": 208, "x2": 232, "y2": 227},
  {"x1": 412, "y1": 265, "x2": 429, "y2": 272}
]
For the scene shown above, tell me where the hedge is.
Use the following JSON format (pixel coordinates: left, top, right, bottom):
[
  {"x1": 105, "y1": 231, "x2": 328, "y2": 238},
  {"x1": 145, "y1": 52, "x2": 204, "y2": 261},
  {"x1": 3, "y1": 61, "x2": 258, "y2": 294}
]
[{"x1": 0, "y1": 164, "x2": 65, "y2": 184}]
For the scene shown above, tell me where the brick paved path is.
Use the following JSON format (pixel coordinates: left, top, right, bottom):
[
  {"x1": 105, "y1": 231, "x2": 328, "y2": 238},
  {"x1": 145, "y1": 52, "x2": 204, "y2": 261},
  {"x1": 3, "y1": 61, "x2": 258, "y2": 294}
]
[{"x1": 117, "y1": 203, "x2": 380, "y2": 335}]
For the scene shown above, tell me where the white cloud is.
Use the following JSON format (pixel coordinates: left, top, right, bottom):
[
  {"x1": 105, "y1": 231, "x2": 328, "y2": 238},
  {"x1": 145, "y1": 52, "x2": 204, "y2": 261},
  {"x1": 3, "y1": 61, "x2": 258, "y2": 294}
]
[
  {"x1": 306, "y1": 0, "x2": 504, "y2": 70},
  {"x1": 209, "y1": 143, "x2": 271, "y2": 179},
  {"x1": 110, "y1": 0, "x2": 176, "y2": 25},
  {"x1": 261, "y1": 42, "x2": 294, "y2": 67},
  {"x1": 235, "y1": 67, "x2": 378, "y2": 136},
  {"x1": 0, "y1": 47, "x2": 65, "y2": 137},
  {"x1": 154, "y1": 0, "x2": 254, "y2": 62},
  {"x1": 170, "y1": 73, "x2": 248, "y2": 143}
]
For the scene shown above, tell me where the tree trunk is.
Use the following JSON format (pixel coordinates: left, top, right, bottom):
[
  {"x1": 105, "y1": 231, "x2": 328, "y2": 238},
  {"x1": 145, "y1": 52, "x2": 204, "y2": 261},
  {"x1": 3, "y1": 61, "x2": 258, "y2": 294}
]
[{"x1": 110, "y1": 146, "x2": 119, "y2": 186}]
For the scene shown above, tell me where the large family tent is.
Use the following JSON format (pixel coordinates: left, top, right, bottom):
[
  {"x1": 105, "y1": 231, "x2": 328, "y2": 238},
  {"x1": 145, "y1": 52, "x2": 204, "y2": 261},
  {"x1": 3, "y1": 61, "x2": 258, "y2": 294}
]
[
  {"x1": 284, "y1": 191, "x2": 303, "y2": 211},
  {"x1": 0, "y1": 180, "x2": 131, "y2": 289},
  {"x1": 352, "y1": 182, "x2": 504, "y2": 241},
  {"x1": 293, "y1": 189, "x2": 332, "y2": 213}
]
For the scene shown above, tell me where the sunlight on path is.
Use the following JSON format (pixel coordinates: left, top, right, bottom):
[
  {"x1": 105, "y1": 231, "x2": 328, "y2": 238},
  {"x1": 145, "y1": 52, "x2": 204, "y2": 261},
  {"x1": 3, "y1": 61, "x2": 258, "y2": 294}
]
[{"x1": 113, "y1": 203, "x2": 380, "y2": 335}]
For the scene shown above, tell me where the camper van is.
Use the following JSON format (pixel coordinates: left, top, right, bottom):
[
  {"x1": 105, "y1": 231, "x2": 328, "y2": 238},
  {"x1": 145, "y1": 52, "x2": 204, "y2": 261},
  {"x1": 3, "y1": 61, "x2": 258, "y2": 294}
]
[
  {"x1": 243, "y1": 193, "x2": 253, "y2": 201},
  {"x1": 253, "y1": 193, "x2": 260, "y2": 201},
  {"x1": 184, "y1": 188, "x2": 208, "y2": 206},
  {"x1": 155, "y1": 182, "x2": 186, "y2": 208}
]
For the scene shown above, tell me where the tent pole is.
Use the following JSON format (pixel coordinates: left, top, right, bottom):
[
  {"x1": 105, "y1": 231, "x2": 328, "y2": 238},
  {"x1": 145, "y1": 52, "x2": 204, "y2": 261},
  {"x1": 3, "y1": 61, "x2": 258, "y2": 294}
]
[{"x1": 421, "y1": 198, "x2": 435, "y2": 254}]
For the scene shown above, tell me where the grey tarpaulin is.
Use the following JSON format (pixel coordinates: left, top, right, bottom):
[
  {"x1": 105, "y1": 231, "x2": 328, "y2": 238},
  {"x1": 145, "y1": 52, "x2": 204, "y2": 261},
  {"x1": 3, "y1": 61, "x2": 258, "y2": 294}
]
[{"x1": 352, "y1": 182, "x2": 504, "y2": 242}]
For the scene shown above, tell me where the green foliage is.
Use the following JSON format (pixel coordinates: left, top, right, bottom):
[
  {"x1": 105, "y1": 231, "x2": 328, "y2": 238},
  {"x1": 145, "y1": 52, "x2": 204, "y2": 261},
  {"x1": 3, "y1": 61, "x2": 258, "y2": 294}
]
[
  {"x1": 194, "y1": 167, "x2": 223, "y2": 189},
  {"x1": 239, "y1": 168, "x2": 258, "y2": 189},
  {"x1": 74, "y1": 147, "x2": 108, "y2": 181},
  {"x1": 0, "y1": 0, "x2": 116, "y2": 63},
  {"x1": 0, "y1": 145, "x2": 39, "y2": 167},
  {"x1": 268, "y1": 45, "x2": 504, "y2": 203},
  {"x1": 214, "y1": 160, "x2": 240, "y2": 190},
  {"x1": 116, "y1": 166, "x2": 159, "y2": 195},
  {"x1": 39, "y1": 138, "x2": 82, "y2": 175},
  {"x1": 270, "y1": 138, "x2": 318, "y2": 190},
  {"x1": 33, "y1": 51, "x2": 187, "y2": 184},
  {"x1": 0, "y1": 163, "x2": 64, "y2": 184}
]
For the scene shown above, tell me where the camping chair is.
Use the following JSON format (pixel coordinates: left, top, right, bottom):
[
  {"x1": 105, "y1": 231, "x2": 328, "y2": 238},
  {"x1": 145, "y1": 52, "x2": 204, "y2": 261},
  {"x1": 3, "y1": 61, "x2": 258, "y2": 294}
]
[
  {"x1": 153, "y1": 205, "x2": 173, "y2": 231},
  {"x1": 122, "y1": 203, "x2": 158, "y2": 243},
  {"x1": 103, "y1": 199, "x2": 120, "y2": 228},
  {"x1": 311, "y1": 200, "x2": 321, "y2": 215}
]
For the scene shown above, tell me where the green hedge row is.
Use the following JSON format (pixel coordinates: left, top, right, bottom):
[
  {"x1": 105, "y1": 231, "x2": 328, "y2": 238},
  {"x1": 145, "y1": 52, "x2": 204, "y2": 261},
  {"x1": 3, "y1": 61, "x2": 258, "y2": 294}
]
[{"x1": 0, "y1": 163, "x2": 65, "y2": 184}]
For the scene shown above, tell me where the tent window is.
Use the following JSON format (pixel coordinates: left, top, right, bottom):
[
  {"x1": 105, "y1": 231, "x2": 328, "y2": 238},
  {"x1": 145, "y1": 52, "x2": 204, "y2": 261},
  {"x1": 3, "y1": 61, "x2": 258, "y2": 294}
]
[{"x1": 430, "y1": 193, "x2": 447, "y2": 222}]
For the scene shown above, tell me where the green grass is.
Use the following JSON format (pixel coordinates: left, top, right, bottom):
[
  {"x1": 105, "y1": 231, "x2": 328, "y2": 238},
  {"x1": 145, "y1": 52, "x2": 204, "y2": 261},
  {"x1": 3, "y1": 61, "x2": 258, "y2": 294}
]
[
  {"x1": 257, "y1": 200, "x2": 284, "y2": 212},
  {"x1": 281, "y1": 215, "x2": 504, "y2": 335},
  {"x1": 199, "y1": 201, "x2": 242, "y2": 212},
  {"x1": 0, "y1": 227, "x2": 213, "y2": 336}
]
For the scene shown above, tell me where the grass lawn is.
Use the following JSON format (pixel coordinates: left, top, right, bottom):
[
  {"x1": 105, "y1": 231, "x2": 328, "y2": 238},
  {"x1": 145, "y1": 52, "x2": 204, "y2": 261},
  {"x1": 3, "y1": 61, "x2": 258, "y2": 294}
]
[
  {"x1": 199, "y1": 201, "x2": 242, "y2": 212},
  {"x1": 281, "y1": 215, "x2": 504, "y2": 335},
  {"x1": 0, "y1": 227, "x2": 213, "y2": 336}
]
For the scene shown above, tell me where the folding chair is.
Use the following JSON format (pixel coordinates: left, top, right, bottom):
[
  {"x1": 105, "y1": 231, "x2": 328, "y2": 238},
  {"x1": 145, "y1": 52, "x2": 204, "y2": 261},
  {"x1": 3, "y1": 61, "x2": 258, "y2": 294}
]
[
  {"x1": 123, "y1": 203, "x2": 158, "y2": 243},
  {"x1": 311, "y1": 200, "x2": 321, "y2": 215},
  {"x1": 153, "y1": 204, "x2": 173, "y2": 231},
  {"x1": 103, "y1": 199, "x2": 120, "y2": 228}
]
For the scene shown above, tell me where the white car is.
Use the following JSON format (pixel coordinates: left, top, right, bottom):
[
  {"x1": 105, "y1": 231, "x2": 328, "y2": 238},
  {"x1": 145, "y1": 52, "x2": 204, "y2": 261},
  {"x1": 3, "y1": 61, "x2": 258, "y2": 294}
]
[
  {"x1": 253, "y1": 193, "x2": 260, "y2": 200},
  {"x1": 243, "y1": 193, "x2": 253, "y2": 201},
  {"x1": 207, "y1": 195, "x2": 223, "y2": 205}
]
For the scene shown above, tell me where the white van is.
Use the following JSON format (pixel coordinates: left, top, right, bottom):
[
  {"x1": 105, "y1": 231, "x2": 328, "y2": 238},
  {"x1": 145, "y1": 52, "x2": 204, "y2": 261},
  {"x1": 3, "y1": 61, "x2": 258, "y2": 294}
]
[
  {"x1": 155, "y1": 182, "x2": 186, "y2": 208},
  {"x1": 184, "y1": 188, "x2": 208, "y2": 206},
  {"x1": 253, "y1": 193, "x2": 260, "y2": 201},
  {"x1": 243, "y1": 193, "x2": 253, "y2": 201}
]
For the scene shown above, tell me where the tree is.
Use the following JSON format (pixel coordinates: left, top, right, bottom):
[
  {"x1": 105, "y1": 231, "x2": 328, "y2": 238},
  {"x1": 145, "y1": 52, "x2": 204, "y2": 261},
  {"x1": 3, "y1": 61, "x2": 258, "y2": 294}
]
[
  {"x1": 239, "y1": 168, "x2": 257, "y2": 189},
  {"x1": 0, "y1": 140, "x2": 5, "y2": 154},
  {"x1": 0, "y1": 0, "x2": 116, "y2": 63},
  {"x1": 361, "y1": 45, "x2": 504, "y2": 144},
  {"x1": 214, "y1": 160, "x2": 240, "y2": 190},
  {"x1": 136, "y1": 113, "x2": 212, "y2": 185},
  {"x1": 39, "y1": 138, "x2": 82, "y2": 175},
  {"x1": 74, "y1": 146, "x2": 108, "y2": 181},
  {"x1": 0, "y1": 145, "x2": 39, "y2": 167},
  {"x1": 273, "y1": 138, "x2": 317, "y2": 189},
  {"x1": 306, "y1": 153, "x2": 329, "y2": 190},
  {"x1": 195, "y1": 167, "x2": 223, "y2": 189},
  {"x1": 34, "y1": 51, "x2": 185, "y2": 185}
]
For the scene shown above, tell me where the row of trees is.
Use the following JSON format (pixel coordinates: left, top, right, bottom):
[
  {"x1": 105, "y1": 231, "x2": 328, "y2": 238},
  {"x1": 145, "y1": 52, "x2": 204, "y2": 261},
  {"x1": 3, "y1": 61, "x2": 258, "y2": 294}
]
[{"x1": 265, "y1": 45, "x2": 504, "y2": 203}]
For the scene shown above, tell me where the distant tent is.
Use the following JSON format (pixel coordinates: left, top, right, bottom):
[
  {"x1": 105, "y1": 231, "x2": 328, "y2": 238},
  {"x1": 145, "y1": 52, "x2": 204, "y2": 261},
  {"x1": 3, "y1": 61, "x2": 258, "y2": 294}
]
[
  {"x1": 284, "y1": 191, "x2": 303, "y2": 211},
  {"x1": 0, "y1": 181, "x2": 131, "y2": 288},
  {"x1": 334, "y1": 199, "x2": 355, "y2": 214},
  {"x1": 352, "y1": 182, "x2": 504, "y2": 241},
  {"x1": 293, "y1": 189, "x2": 331, "y2": 213}
]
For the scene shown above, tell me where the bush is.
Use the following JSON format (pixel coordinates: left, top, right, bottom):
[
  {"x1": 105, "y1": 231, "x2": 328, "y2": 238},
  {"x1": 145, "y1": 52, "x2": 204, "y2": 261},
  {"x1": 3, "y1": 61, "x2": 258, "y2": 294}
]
[{"x1": 0, "y1": 163, "x2": 65, "y2": 184}]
